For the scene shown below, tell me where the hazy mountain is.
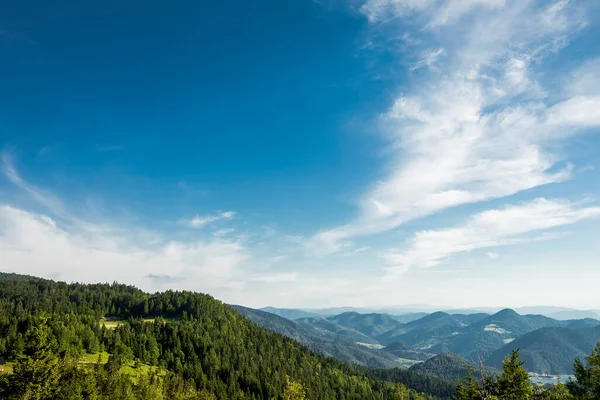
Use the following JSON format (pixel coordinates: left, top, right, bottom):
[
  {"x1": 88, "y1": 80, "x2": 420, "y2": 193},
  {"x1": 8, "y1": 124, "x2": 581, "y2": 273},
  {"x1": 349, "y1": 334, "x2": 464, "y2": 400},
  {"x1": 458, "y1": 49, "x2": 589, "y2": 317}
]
[
  {"x1": 390, "y1": 312, "x2": 430, "y2": 323},
  {"x1": 233, "y1": 306, "x2": 407, "y2": 369},
  {"x1": 409, "y1": 353, "x2": 500, "y2": 382},
  {"x1": 258, "y1": 306, "x2": 320, "y2": 320},
  {"x1": 295, "y1": 316, "x2": 379, "y2": 344},
  {"x1": 486, "y1": 325, "x2": 600, "y2": 374},
  {"x1": 550, "y1": 310, "x2": 600, "y2": 321},
  {"x1": 326, "y1": 312, "x2": 405, "y2": 337},
  {"x1": 240, "y1": 305, "x2": 600, "y2": 374},
  {"x1": 377, "y1": 312, "x2": 490, "y2": 347}
]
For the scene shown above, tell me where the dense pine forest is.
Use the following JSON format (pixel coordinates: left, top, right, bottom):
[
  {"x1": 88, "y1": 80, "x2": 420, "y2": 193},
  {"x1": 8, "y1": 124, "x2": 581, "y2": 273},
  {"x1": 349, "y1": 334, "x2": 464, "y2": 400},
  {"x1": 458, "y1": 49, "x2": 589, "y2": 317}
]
[
  {"x1": 0, "y1": 273, "x2": 444, "y2": 399},
  {"x1": 0, "y1": 272, "x2": 598, "y2": 399}
]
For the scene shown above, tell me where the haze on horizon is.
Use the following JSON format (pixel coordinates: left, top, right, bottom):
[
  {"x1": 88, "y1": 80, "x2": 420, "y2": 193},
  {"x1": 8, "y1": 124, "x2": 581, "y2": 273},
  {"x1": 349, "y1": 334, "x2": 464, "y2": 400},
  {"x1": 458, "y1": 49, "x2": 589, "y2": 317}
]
[{"x1": 1, "y1": 0, "x2": 600, "y2": 310}]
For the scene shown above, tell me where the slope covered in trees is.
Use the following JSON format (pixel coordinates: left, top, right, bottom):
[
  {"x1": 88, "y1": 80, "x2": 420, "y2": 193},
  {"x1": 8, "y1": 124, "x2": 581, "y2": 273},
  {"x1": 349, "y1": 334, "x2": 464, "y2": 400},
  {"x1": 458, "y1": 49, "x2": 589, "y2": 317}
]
[
  {"x1": 0, "y1": 273, "x2": 443, "y2": 399},
  {"x1": 486, "y1": 325, "x2": 600, "y2": 374},
  {"x1": 409, "y1": 353, "x2": 500, "y2": 382},
  {"x1": 233, "y1": 305, "x2": 408, "y2": 369}
]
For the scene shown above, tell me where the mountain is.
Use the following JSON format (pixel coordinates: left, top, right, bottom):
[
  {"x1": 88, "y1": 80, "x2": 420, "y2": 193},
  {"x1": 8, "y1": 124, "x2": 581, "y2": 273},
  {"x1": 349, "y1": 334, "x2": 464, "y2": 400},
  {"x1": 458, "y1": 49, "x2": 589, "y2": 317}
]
[
  {"x1": 377, "y1": 312, "x2": 490, "y2": 347},
  {"x1": 295, "y1": 316, "x2": 379, "y2": 344},
  {"x1": 409, "y1": 353, "x2": 500, "y2": 382},
  {"x1": 384, "y1": 341, "x2": 434, "y2": 361},
  {"x1": 551, "y1": 310, "x2": 600, "y2": 321},
  {"x1": 378, "y1": 309, "x2": 597, "y2": 363},
  {"x1": 258, "y1": 306, "x2": 320, "y2": 320},
  {"x1": 0, "y1": 273, "x2": 447, "y2": 399},
  {"x1": 326, "y1": 312, "x2": 405, "y2": 337},
  {"x1": 486, "y1": 325, "x2": 600, "y2": 374},
  {"x1": 233, "y1": 306, "x2": 407, "y2": 369},
  {"x1": 391, "y1": 312, "x2": 430, "y2": 323}
]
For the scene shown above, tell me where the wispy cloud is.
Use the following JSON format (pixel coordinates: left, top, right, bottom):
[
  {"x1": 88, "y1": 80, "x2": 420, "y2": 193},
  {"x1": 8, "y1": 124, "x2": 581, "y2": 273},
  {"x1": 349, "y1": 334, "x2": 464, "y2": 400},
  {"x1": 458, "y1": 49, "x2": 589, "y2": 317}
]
[
  {"x1": 212, "y1": 228, "x2": 236, "y2": 237},
  {"x1": 0, "y1": 205, "x2": 249, "y2": 293},
  {"x1": 182, "y1": 211, "x2": 237, "y2": 228},
  {"x1": 2, "y1": 150, "x2": 71, "y2": 220},
  {"x1": 311, "y1": 0, "x2": 599, "y2": 254},
  {"x1": 410, "y1": 47, "x2": 445, "y2": 70},
  {"x1": 383, "y1": 198, "x2": 600, "y2": 275},
  {"x1": 486, "y1": 252, "x2": 500, "y2": 259}
]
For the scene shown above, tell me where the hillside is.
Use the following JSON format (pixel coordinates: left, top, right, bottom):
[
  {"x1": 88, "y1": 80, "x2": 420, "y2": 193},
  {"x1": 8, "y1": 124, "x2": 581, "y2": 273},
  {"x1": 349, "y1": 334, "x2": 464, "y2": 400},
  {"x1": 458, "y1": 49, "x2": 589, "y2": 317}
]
[
  {"x1": 384, "y1": 341, "x2": 434, "y2": 361},
  {"x1": 0, "y1": 274, "x2": 446, "y2": 399},
  {"x1": 326, "y1": 311, "x2": 405, "y2": 338},
  {"x1": 486, "y1": 325, "x2": 600, "y2": 374},
  {"x1": 233, "y1": 305, "x2": 407, "y2": 369},
  {"x1": 295, "y1": 316, "x2": 379, "y2": 344},
  {"x1": 409, "y1": 353, "x2": 500, "y2": 382},
  {"x1": 258, "y1": 306, "x2": 320, "y2": 320}
]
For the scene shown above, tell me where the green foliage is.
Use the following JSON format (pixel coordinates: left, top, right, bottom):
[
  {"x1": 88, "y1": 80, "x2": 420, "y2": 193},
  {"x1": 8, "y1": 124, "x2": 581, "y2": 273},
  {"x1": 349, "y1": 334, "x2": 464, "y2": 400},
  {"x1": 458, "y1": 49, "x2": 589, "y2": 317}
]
[
  {"x1": 283, "y1": 375, "x2": 306, "y2": 400},
  {"x1": 566, "y1": 341, "x2": 600, "y2": 399},
  {"x1": 496, "y1": 349, "x2": 533, "y2": 399},
  {"x1": 452, "y1": 348, "x2": 592, "y2": 400},
  {"x1": 409, "y1": 353, "x2": 499, "y2": 382},
  {"x1": 0, "y1": 275, "x2": 441, "y2": 399}
]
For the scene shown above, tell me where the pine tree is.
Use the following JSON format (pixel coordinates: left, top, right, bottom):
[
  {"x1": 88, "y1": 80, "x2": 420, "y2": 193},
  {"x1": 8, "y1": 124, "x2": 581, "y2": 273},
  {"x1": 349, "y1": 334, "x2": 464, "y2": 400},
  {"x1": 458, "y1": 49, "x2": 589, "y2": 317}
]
[
  {"x1": 496, "y1": 349, "x2": 533, "y2": 400},
  {"x1": 6, "y1": 317, "x2": 61, "y2": 399},
  {"x1": 567, "y1": 341, "x2": 600, "y2": 400}
]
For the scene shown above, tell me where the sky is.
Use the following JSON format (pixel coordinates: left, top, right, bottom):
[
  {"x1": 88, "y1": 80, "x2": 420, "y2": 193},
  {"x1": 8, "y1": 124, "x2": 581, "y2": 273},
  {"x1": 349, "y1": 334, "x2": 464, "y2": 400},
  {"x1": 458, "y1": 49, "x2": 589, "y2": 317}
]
[{"x1": 1, "y1": 0, "x2": 600, "y2": 309}]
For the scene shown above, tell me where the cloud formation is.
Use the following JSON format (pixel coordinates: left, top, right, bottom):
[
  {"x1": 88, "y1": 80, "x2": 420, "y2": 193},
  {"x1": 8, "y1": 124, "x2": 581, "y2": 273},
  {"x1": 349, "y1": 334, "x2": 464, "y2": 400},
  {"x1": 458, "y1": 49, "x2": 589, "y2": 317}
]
[
  {"x1": 183, "y1": 211, "x2": 237, "y2": 228},
  {"x1": 312, "y1": 0, "x2": 600, "y2": 253},
  {"x1": 0, "y1": 205, "x2": 249, "y2": 293},
  {"x1": 383, "y1": 198, "x2": 600, "y2": 275}
]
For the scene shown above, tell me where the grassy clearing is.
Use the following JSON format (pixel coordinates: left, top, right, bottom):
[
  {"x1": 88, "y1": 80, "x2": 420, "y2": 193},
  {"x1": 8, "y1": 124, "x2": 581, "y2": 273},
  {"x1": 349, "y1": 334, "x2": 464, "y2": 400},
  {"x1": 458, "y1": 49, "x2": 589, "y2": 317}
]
[
  {"x1": 0, "y1": 353, "x2": 163, "y2": 379},
  {"x1": 101, "y1": 318, "x2": 157, "y2": 329},
  {"x1": 396, "y1": 358, "x2": 422, "y2": 368},
  {"x1": 80, "y1": 351, "x2": 110, "y2": 364}
]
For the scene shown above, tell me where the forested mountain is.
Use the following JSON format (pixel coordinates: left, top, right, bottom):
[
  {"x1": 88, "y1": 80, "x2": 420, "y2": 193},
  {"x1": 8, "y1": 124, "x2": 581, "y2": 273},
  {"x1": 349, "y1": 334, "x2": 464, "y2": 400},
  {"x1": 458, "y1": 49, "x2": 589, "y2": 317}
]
[
  {"x1": 260, "y1": 304, "x2": 600, "y2": 374},
  {"x1": 325, "y1": 312, "x2": 405, "y2": 338},
  {"x1": 408, "y1": 353, "x2": 500, "y2": 382},
  {"x1": 0, "y1": 273, "x2": 444, "y2": 399},
  {"x1": 390, "y1": 313, "x2": 430, "y2": 323},
  {"x1": 233, "y1": 306, "x2": 407, "y2": 369},
  {"x1": 258, "y1": 307, "x2": 320, "y2": 320},
  {"x1": 384, "y1": 342, "x2": 434, "y2": 361},
  {"x1": 486, "y1": 325, "x2": 600, "y2": 374},
  {"x1": 295, "y1": 316, "x2": 380, "y2": 344}
]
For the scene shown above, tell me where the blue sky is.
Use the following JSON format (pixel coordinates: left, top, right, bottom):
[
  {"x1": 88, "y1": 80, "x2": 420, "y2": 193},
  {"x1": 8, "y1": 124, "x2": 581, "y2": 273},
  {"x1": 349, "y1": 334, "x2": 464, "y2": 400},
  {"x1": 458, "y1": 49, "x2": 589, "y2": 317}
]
[{"x1": 1, "y1": 0, "x2": 600, "y2": 309}]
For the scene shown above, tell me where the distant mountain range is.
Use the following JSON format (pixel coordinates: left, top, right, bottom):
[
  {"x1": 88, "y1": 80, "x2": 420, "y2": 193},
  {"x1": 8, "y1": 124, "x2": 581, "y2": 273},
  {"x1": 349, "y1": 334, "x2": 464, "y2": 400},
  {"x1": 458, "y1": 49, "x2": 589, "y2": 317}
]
[
  {"x1": 253, "y1": 306, "x2": 600, "y2": 374},
  {"x1": 232, "y1": 306, "x2": 411, "y2": 369},
  {"x1": 259, "y1": 305, "x2": 600, "y2": 320}
]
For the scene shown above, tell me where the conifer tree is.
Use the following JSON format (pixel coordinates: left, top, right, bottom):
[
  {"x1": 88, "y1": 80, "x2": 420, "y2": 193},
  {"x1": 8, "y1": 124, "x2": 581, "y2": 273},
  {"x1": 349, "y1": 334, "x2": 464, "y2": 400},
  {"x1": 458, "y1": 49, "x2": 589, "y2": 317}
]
[{"x1": 495, "y1": 349, "x2": 533, "y2": 400}]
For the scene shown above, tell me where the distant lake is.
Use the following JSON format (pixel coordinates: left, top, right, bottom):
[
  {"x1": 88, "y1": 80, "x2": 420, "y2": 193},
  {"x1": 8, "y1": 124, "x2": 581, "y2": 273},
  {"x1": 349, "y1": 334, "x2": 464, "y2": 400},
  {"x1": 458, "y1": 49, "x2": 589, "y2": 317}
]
[{"x1": 529, "y1": 374, "x2": 574, "y2": 385}]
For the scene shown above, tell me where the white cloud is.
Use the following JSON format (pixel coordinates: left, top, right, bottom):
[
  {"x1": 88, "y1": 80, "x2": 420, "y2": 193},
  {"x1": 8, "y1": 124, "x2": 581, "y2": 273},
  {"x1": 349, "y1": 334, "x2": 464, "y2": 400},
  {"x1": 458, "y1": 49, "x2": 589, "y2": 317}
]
[
  {"x1": 383, "y1": 198, "x2": 600, "y2": 275},
  {"x1": 311, "y1": 0, "x2": 599, "y2": 253},
  {"x1": 212, "y1": 228, "x2": 236, "y2": 237},
  {"x1": 486, "y1": 252, "x2": 500, "y2": 259},
  {"x1": 411, "y1": 47, "x2": 446, "y2": 70},
  {"x1": 182, "y1": 211, "x2": 237, "y2": 227},
  {"x1": 567, "y1": 57, "x2": 600, "y2": 96},
  {"x1": 250, "y1": 272, "x2": 299, "y2": 283},
  {"x1": 0, "y1": 205, "x2": 249, "y2": 295}
]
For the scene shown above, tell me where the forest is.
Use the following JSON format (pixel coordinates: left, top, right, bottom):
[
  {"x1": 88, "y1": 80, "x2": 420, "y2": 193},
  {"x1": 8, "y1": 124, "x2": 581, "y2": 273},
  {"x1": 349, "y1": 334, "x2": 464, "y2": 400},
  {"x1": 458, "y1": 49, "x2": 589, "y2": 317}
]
[{"x1": 0, "y1": 272, "x2": 598, "y2": 399}]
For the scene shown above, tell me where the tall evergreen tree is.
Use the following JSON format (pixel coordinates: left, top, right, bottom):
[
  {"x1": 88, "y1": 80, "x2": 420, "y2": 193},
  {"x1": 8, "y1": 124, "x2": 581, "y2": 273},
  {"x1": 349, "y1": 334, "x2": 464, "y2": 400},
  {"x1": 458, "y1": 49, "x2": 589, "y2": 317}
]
[{"x1": 567, "y1": 341, "x2": 600, "y2": 400}]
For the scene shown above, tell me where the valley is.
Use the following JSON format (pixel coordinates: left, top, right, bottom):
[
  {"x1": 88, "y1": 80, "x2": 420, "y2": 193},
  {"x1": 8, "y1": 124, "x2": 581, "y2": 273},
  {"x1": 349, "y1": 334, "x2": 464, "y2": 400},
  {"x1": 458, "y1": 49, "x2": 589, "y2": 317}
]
[{"x1": 254, "y1": 306, "x2": 600, "y2": 376}]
